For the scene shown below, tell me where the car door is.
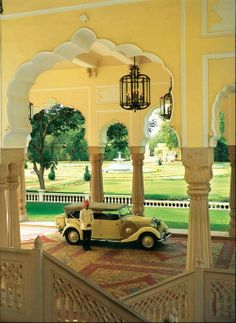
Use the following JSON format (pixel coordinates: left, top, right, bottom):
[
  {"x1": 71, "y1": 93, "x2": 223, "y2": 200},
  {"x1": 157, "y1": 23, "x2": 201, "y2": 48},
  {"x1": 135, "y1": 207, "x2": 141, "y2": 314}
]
[
  {"x1": 92, "y1": 213, "x2": 121, "y2": 240},
  {"x1": 100, "y1": 217, "x2": 121, "y2": 240},
  {"x1": 91, "y1": 213, "x2": 102, "y2": 239}
]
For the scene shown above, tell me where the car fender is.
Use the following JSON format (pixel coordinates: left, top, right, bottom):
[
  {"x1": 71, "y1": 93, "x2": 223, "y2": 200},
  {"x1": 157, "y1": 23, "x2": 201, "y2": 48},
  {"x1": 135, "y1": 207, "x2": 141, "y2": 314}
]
[
  {"x1": 62, "y1": 223, "x2": 82, "y2": 237},
  {"x1": 120, "y1": 226, "x2": 161, "y2": 243}
]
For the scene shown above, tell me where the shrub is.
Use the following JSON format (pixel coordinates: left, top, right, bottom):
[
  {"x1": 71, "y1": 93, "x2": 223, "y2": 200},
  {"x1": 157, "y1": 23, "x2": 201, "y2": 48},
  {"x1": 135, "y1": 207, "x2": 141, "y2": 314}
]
[
  {"x1": 48, "y1": 163, "x2": 57, "y2": 181},
  {"x1": 48, "y1": 168, "x2": 56, "y2": 180},
  {"x1": 83, "y1": 165, "x2": 91, "y2": 181}
]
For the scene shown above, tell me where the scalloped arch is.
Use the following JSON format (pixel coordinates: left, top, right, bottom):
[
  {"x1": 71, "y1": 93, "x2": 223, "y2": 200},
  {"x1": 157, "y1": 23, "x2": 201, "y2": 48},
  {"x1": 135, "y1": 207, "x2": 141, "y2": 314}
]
[{"x1": 3, "y1": 27, "x2": 171, "y2": 148}]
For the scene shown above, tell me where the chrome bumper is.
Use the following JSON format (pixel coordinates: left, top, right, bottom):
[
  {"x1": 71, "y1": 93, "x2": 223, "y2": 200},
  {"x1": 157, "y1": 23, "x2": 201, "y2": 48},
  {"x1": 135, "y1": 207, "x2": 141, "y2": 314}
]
[{"x1": 159, "y1": 232, "x2": 171, "y2": 242}]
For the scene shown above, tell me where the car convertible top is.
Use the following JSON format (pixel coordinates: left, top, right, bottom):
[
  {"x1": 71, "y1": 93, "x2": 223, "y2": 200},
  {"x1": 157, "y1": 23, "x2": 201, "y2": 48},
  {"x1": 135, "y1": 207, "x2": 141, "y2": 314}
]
[{"x1": 64, "y1": 202, "x2": 128, "y2": 213}]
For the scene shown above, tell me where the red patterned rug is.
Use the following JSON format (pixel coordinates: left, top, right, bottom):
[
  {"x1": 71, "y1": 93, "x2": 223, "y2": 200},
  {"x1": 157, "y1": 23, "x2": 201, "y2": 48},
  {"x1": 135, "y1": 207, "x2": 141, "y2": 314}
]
[{"x1": 21, "y1": 231, "x2": 235, "y2": 299}]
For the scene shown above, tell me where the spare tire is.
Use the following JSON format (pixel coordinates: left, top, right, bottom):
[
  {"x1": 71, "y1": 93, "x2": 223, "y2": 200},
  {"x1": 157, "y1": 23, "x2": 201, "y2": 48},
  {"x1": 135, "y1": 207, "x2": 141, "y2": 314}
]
[{"x1": 121, "y1": 222, "x2": 137, "y2": 239}]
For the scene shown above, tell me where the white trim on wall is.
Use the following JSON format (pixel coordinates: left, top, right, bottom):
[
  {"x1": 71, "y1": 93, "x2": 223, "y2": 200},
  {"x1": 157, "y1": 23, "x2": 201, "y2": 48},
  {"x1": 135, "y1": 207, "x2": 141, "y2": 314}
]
[
  {"x1": 202, "y1": 52, "x2": 235, "y2": 147},
  {"x1": 0, "y1": 0, "x2": 148, "y2": 20},
  {"x1": 180, "y1": 0, "x2": 187, "y2": 147},
  {"x1": 202, "y1": 0, "x2": 235, "y2": 37}
]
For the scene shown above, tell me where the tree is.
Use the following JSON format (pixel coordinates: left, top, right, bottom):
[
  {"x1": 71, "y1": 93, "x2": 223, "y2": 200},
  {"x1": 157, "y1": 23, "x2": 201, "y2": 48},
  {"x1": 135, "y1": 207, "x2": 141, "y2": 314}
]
[
  {"x1": 214, "y1": 137, "x2": 229, "y2": 162},
  {"x1": 158, "y1": 122, "x2": 178, "y2": 150},
  {"x1": 214, "y1": 112, "x2": 229, "y2": 162},
  {"x1": 147, "y1": 121, "x2": 178, "y2": 154},
  {"x1": 104, "y1": 123, "x2": 129, "y2": 160},
  {"x1": 27, "y1": 104, "x2": 85, "y2": 189},
  {"x1": 63, "y1": 129, "x2": 89, "y2": 161}
]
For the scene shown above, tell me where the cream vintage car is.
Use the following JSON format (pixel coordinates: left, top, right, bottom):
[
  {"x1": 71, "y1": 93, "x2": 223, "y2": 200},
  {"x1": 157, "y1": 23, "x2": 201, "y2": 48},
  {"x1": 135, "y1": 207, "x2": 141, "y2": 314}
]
[{"x1": 55, "y1": 202, "x2": 171, "y2": 250}]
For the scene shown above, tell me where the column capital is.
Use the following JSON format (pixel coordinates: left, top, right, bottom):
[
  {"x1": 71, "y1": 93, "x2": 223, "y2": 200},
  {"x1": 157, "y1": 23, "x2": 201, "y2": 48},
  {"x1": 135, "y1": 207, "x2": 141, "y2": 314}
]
[
  {"x1": 1, "y1": 148, "x2": 25, "y2": 164},
  {"x1": 0, "y1": 164, "x2": 8, "y2": 179},
  {"x1": 130, "y1": 146, "x2": 145, "y2": 155},
  {"x1": 182, "y1": 148, "x2": 213, "y2": 188},
  {"x1": 7, "y1": 162, "x2": 20, "y2": 179},
  {"x1": 182, "y1": 147, "x2": 214, "y2": 167}
]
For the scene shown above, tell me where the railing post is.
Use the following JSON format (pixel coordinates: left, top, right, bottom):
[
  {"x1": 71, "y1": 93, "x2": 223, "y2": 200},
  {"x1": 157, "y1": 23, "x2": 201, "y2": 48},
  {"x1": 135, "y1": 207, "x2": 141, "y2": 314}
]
[
  {"x1": 192, "y1": 266, "x2": 204, "y2": 322},
  {"x1": 38, "y1": 189, "x2": 45, "y2": 202},
  {"x1": 31, "y1": 236, "x2": 43, "y2": 322}
]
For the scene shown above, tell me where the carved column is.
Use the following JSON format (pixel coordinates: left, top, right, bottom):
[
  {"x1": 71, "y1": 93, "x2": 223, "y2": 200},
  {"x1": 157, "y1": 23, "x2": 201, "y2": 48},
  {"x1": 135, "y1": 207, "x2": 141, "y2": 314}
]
[
  {"x1": 18, "y1": 160, "x2": 27, "y2": 221},
  {"x1": 228, "y1": 145, "x2": 235, "y2": 238},
  {"x1": 0, "y1": 164, "x2": 9, "y2": 247},
  {"x1": 182, "y1": 148, "x2": 213, "y2": 270},
  {"x1": 88, "y1": 146, "x2": 104, "y2": 203},
  {"x1": 7, "y1": 163, "x2": 21, "y2": 248},
  {"x1": 130, "y1": 146, "x2": 145, "y2": 215}
]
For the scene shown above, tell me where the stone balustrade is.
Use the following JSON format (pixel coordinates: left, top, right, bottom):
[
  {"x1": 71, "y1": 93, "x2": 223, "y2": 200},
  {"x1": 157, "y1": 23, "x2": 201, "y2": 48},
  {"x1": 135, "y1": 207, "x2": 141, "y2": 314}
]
[
  {"x1": 1, "y1": 241, "x2": 234, "y2": 322},
  {"x1": 25, "y1": 191, "x2": 229, "y2": 211}
]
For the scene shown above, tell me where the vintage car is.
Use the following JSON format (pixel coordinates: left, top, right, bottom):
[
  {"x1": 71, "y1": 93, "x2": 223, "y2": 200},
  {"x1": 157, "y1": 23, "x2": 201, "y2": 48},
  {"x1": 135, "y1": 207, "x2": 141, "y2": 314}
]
[{"x1": 55, "y1": 202, "x2": 171, "y2": 250}]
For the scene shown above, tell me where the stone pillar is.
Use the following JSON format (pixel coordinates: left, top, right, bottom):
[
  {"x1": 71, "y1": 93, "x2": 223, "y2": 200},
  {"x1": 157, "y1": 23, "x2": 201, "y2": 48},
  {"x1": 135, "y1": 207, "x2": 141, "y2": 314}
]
[
  {"x1": 18, "y1": 160, "x2": 28, "y2": 221},
  {"x1": 0, "y1": 164, "x2": 9, "y2": 248},
  {"x1": 88, "y1": 146, "x2": 104, "y2": 203},
  {"x1": 182, "y1": 147, "x2": 213, "y2": 270},
  {"x1": 228, "y1": 145, "x2": 235, "y2": 238},
  {"x1": 7, "y1": 163, "x2": 21, "y2": 248},
  {"x1": 130, "y1": 146, "x2": 145, "y2": 215}
]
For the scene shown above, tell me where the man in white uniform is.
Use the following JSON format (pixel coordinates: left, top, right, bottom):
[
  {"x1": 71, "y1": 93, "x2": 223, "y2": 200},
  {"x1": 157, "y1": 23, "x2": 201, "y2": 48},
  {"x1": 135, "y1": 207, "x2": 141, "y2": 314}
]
[{"x1": 80, "y1": 200, "x2": 94, "y2": 251}]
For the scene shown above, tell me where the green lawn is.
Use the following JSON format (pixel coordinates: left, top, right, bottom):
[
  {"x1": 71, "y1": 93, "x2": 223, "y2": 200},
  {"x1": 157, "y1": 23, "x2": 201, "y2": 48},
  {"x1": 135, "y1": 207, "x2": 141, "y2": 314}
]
[
  {"x1": 25, "y1": 161, "x2": 230, "y2": 202},
  {"x1": 25, "y1": 161, "x2": 230, "y2": 231},
  {"x1": 26, "y1": 202, "x2": 230, "y2": 232}
]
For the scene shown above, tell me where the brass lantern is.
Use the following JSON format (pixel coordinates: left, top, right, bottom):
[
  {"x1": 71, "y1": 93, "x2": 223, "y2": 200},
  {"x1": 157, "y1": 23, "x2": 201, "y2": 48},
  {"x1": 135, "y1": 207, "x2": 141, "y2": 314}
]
[
  {"x1": 160, "y1": 78, "x2": 173, "y2": 120},
  {"x1": 120, "y1": 57, "x2": 150, "y2": 112}
]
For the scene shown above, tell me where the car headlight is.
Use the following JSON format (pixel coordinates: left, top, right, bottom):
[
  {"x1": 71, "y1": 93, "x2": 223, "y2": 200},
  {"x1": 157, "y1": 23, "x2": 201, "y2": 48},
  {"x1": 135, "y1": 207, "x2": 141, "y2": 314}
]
[
  {"x1": 151, "y1": 217, "x2": 162, "y2": 229},
  {"x1": 151, "y1": 221, "x2": 157, "y2": 228}
]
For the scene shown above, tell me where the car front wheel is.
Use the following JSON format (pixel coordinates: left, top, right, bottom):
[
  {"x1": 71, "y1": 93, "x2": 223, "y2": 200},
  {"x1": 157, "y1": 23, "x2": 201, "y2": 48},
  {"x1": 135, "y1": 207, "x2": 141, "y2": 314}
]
[
  {"x1": 64, "y1": 228, "x2": 80, "y2": 245},
  {"x1": 139, "y1": 233, "x2": 157, "y2": 250}
]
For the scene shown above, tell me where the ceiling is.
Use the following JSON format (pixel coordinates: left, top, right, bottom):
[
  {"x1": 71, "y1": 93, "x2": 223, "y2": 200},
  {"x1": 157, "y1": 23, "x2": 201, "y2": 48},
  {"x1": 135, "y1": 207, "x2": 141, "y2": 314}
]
[{"x1": 52, "y1": 41, "x2": 152, "y2": 70}]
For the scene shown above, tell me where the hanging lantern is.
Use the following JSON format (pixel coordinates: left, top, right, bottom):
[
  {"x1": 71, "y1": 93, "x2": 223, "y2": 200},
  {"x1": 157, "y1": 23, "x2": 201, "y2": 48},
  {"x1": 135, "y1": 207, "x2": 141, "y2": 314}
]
[
  {"x1": 120, "y1": 57, "x2": 150, "y2": 112},
  {"x1": 160, "y1": 78, "x2": 173, "y2": 120}
]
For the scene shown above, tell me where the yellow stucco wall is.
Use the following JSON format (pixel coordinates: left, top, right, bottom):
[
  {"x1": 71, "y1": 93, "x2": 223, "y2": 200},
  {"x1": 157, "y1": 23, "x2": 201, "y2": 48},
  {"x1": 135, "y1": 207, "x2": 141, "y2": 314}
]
[{"x1": 0, "y1": 0, "x2": 235, "y2": 150}]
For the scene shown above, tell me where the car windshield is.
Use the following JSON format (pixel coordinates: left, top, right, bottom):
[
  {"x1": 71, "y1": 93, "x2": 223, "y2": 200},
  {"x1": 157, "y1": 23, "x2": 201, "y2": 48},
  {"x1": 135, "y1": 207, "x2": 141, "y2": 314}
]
[
  {"x1": 105, "y1": 205, "x2": 131, "y2": 217},
  {"x1": 119, "y1": 205, "x2": 131, "y2": 216}
]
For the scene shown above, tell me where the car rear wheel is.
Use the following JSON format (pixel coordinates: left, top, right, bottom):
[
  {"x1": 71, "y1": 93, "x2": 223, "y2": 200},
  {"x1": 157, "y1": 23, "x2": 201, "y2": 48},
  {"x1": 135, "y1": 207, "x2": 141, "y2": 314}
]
[
  {"x1": 139, "y1": 233, "x2": 157, "y2": 250},
  {"x1": 64, "y1": 228, "x2": 80, "y2": 245}
]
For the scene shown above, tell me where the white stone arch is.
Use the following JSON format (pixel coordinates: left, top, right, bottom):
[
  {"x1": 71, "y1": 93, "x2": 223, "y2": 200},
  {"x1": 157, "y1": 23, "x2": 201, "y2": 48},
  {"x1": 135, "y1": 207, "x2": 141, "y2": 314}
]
[
  {"x1": 210, "y1": 83, "x2": 235, "y2": 147},
  {"x1": 3, "y1": 27, "x2": 173, "y2": 148}
]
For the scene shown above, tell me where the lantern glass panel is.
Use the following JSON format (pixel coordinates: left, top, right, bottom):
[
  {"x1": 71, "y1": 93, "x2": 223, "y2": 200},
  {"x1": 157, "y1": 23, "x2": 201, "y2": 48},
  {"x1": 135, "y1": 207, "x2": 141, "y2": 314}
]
[{"x1": 120, "y1": 60, "x2": 150, "y2": 111}]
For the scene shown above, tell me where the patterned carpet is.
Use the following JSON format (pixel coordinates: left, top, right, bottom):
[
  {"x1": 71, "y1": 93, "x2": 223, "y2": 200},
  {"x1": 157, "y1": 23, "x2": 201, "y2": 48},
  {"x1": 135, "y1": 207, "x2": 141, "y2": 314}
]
[{"x1": 21, "y1": 228, "x2": 235, "y2": 299}]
